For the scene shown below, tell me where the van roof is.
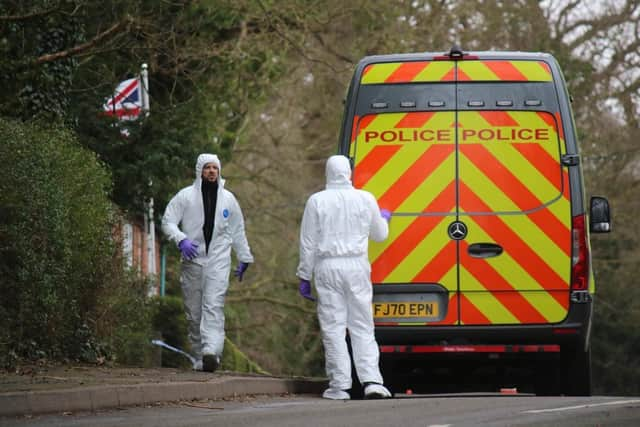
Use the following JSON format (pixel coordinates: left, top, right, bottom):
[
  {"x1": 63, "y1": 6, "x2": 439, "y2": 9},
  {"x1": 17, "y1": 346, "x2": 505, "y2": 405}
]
[{"x1": 358, "y1": 50, "x2": 555, "y2": 65}]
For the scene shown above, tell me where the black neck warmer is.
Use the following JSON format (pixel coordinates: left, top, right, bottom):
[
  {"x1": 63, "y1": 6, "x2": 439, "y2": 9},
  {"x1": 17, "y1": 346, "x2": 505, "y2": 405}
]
[{"x1": 201, "y1": 179, "x2": 218, "y2": 254}]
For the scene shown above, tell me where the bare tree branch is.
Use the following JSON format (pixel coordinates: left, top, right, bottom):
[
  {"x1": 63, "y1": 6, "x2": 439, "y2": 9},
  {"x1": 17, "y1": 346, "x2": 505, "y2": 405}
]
[
  {"x1": 34, "y1": 19, "x2": 131, "y2": 65},
  {"x1": 255, "y1": 0, "x2": 344, "y2": 73},
  {"x1": 311, "y1": 31, "x2": 355, "y2": 65},
  {"x1": 227, "y1": 295, "x2": 316, "y2": 315},
  {"x1": 0, "y1": 7, "x2": 57, "y2": 21}
]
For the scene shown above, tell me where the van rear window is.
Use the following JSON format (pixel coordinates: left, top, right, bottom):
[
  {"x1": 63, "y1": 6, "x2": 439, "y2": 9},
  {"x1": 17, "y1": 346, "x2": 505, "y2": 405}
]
[
  {"x1": 458, "y1": 110, "x2": 565, "y2": 214},
  {"x1": 360, "y1": 60, "x2": 552, "y2": 84}
]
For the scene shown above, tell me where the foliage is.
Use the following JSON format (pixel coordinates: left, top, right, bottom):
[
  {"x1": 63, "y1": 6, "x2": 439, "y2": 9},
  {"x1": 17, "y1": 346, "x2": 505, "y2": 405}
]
[
  {"x1": 221, "y1": 337, "x2": 269, "y2": 374},
  {"x1": 0, "y1": 117, "x2": 152, "y2": 368},
  {"x1": 581, "y1": 112, "x2": 640, "y2": 395},
  {"x1": 0, "y1": 1, "x2": 81, "y2": 121},
  {"x1": 592, "y1": 247, "x2": 640, "y2": 396},
  {"x1": 151, "y1": 296, "x2": 191, "y2": 369},
  {"x1": 92, "y1": 269, "x2": 157, "y2": 367},
  {"x1": 0, "y1": 0, "x2": 288, "y2": 216}
]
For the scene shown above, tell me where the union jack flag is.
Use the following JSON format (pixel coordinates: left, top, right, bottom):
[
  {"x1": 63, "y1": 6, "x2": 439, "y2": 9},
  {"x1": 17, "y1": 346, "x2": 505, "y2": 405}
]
[{"x1": 103, "y1": 77, "x2": 142, "y2": 121}]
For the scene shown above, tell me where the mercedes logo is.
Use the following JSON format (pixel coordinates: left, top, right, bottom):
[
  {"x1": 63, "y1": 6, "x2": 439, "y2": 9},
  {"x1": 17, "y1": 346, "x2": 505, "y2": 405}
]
[{"x1": 448, "y1": 221, "x2": 468, "y2": 240}]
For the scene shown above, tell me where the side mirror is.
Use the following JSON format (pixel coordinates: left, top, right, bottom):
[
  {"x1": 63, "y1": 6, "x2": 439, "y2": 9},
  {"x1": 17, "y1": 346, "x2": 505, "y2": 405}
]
[{"x1": 589, "y1": 196, "x2": 611, "y2": 233}]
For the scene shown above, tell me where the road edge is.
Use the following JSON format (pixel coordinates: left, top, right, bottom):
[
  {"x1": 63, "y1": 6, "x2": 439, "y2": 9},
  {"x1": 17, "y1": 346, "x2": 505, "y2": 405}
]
[{"x1": 0, "y1": 376, "x2": 327, "y2": 417}]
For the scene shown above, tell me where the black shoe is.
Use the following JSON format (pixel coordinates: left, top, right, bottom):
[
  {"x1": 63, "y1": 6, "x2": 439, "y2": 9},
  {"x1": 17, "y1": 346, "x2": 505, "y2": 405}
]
[{"x1": 202, "y1": 354, "x2": 219, "y2": 372}]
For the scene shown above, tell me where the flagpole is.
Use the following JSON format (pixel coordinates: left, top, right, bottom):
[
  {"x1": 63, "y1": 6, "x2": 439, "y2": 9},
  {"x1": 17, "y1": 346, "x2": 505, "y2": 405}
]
[
  {"x1": 141, "y1": 63, "x2": 150, "y2": 116},
  {"x1": 147, "y1": 183, "x2": 156, "y2": 279},
  {"x1": 141, "y1": 63, "x2": 156, "y2": 293}
]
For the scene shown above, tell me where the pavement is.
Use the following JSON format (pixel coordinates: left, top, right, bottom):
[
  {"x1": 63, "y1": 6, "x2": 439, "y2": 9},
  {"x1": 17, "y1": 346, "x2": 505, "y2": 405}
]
[{"x1": 0, "y1": 364, "x2": 327, "y2": 418}]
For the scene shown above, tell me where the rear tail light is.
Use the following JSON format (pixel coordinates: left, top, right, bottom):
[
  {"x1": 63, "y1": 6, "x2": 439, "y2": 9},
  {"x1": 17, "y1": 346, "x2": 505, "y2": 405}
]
[{"x1": 571, "y1": 214, "x2": 589, "y2": 291}]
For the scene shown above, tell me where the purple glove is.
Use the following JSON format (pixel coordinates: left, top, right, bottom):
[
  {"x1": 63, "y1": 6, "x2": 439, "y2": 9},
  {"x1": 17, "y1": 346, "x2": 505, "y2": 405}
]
[
  {"x1": 380, "y1": 208, "x2": 391, "y2": 222},
  {"x1": 299, "y1": 279, "x2": 316, "y2": 301},
  {"x1": 178, "y1": 239, "x2": 199, "y2": 260},
  {"x1": 234, "y1": 262, "x2": 249, "y2": 281}
]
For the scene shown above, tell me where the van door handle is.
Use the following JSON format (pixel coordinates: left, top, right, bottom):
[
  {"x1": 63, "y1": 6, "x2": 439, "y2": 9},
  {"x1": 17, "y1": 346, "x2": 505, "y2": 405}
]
[{"x1": 467, "y1": 243, "x2": 503, "y2": 259}]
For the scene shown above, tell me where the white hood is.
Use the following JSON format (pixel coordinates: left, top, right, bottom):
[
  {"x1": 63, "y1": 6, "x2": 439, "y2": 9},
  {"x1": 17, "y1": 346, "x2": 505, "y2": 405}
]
[
  {"x1": 325, "y1": 155, "x2": 353, "y2": 189},
  {"x1": 194, "y1": 153, "x2": 222, "y2": 187}
]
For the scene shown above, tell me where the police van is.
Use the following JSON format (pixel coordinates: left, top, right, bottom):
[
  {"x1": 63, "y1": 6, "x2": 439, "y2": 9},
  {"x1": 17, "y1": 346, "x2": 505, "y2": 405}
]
[{"x1": 339, "y1": 46, "x2": 611, "y2": 396}]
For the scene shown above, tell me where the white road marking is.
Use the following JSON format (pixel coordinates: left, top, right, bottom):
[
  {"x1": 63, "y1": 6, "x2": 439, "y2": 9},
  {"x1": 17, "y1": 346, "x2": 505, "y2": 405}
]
[{"x1": 523, "y1": 399, "x2": 640, "y2": 414}]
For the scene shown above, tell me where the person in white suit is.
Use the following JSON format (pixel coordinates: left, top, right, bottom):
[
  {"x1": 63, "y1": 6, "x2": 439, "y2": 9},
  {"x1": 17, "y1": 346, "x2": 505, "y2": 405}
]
[
  {"x1": 162, "y1": 153, "x2": 253, "y2": 372},
  {"x1": 297, "y1": 154, "x2": 392, "y2": 400}
]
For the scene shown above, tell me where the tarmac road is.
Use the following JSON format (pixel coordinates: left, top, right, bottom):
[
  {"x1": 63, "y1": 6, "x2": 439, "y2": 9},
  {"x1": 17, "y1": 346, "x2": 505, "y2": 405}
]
[{"x1": 4, "y1": 393, "x2": 640, "y2": 427}]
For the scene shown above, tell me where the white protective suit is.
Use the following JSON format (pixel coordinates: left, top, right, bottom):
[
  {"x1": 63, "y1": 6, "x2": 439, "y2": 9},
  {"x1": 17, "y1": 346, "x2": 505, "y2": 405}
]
[
  {"x1": 162, "y1": 154, "x2": 253, "y2": 360},
  {"x1": 297, "y1": 155, "x2": 389, "y2": 391}
]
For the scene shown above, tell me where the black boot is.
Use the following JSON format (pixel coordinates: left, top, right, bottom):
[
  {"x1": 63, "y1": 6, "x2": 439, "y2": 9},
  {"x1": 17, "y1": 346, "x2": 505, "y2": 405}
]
[{"x1": 202, "y1": 354, "x2": 219, "y2": 372}]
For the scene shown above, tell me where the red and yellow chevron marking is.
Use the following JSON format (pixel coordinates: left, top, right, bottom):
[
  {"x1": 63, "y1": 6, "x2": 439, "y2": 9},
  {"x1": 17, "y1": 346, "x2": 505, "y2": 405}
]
[
  {"x1": 370, "y1": 187, "x2": 455, "y2": 284},
  {"x1": 458, "y1": 111, "x2": 566, "y2": 211},
  {"x1": 351, "y1": 112, "x2": 456, "y2": 214},
  {"x1": 458, "y1": 60, "x2": 552, "y2": 81},
  {"x1": 361, "y1": 60, "x2": 552, "y2": 84},
  {"x1": 362, "y1": 61, "x2": 455, "y2": 84},
  {"x1": 457, "y1": 185, "x2": 570, "y2": 325},
  {"x1": 353, "y1": 110, "x2": 571, "y2": 326}
]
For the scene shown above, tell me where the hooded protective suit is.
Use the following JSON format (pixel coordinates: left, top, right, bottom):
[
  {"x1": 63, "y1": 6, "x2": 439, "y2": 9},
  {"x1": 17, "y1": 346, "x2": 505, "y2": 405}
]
[
  {"x1": 297, "y1": 155, "x2": 389, "y2": 391},
  {"x1": 162, "y1": 154, "x2": 253, "y2": 360}
]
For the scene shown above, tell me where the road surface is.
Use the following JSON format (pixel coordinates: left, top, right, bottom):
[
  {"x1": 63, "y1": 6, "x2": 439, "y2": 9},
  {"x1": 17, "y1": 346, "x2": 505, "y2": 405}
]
[{"x1": 3, "y1": 393, "x2": 640, "y2": 427}]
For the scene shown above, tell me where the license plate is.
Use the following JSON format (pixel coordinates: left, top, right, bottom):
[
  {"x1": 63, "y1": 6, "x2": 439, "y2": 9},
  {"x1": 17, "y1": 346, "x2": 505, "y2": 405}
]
[{"x1": 373, "y1": 301, "x2": 439, "y2": 319}]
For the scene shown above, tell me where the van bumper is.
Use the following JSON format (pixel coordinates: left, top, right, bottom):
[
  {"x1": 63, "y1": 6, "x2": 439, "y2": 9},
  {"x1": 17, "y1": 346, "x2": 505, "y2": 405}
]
[{"x1": 374, "y1": 301, "x2": 592, "y2": 351}]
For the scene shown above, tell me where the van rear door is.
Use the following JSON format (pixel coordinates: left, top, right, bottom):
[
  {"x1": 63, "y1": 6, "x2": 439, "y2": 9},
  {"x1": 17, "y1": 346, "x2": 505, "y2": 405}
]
[{"x1": 457, "y1": 108, "x2": 571, "y2": 325}]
